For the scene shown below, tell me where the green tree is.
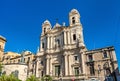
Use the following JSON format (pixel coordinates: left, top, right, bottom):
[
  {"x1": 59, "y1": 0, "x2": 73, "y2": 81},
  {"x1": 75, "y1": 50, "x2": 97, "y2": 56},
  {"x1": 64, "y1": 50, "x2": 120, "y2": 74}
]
[
  {"x1": 7, "y1": 74, "x2": 21, "y2": 81},
  {"x1": 41, "y1": 75, "x2": 52, "y2": 81},
  {"x1": 26, "y1": 75, "x2": 39, "y2": 81},
  {"x1": 0, "y1": 63, "x2": 3, "y2": 76},
  {"x1": 0, "y1": 74, "x2": 21, "y2": 81},
  {"x1": 0, "y1": 74, "x2": 7, "y2": 81}
]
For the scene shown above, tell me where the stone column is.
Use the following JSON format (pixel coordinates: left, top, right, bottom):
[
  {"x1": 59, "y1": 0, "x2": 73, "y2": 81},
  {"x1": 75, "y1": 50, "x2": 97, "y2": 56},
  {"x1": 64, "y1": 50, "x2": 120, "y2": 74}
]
[
  {"x1": 68, "y1": 54, "x2": 72, "y2": 75},
  {"x1": 40, "y1": 40, "x2": 42, "y2": 51},
  {"x1": 46, "y1": 55, "x2": 50, "y2": 75},
  {"x1": 67, "y1": 31, "x2": 70, "y2": 45},
  {"x1": 81, "y1": 52, "x2": 86, "y2": 74},
  {"x1": 64, "y1": 52, "x2": 68, "y2": 76},
  {"x1": 64, "y1": 31, "x2": 67, "y2": 45},
  {"x1": 49, "y1": 36, "x2": 51, "y2": 49},
  {"x1": 53, "y1": 37, "x2": 55, "y2": 48},
  {"x1": 35, "y1": 58, "x2": 39, "y2": 77},
  {"x1": 47, "y1": 36, "x2": 50, "y2": 50},
  {"x1": 50, "y1": 36, "x2": 53, "y2": 49},
  {"x1": 49, "y1": 56, "x2": 52, "y2": 76}
]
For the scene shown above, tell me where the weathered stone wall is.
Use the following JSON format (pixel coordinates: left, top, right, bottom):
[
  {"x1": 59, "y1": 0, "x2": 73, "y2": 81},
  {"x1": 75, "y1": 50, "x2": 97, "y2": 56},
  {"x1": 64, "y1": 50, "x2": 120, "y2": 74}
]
[{"x1": 2, "y1": 64, "x2": 28, "y2": 81}]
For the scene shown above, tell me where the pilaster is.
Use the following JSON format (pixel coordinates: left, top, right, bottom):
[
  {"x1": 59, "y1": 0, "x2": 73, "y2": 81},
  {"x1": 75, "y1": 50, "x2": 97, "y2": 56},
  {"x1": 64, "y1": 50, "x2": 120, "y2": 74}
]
[
  {"x1": 67, "y1": 31, "x2": 70, "y2": 45},
  {"x1": 68, "y1": 54, "x2": 72, "y2": 75},
  {"x1": 47, "y1": 36, "x2": 50, "y2": 50},
  {"x1": 80, "y1": 50, "x2": 86, "y2": 74},
  {"x1": 49, "y1": 55, "x2": 53, "y2": 76},
  {"x1": 36, "y1": 58, "x2": 40, "y2": 77},
  {"x1": 46, "y1": 55, "x2": 50, "y2": 75},
  {"x1": 64, "y1": 31, "x2": 67, "y2": 45},
  {"x1": 63, "y1": 52, "x2": 68, "y2": 76}
]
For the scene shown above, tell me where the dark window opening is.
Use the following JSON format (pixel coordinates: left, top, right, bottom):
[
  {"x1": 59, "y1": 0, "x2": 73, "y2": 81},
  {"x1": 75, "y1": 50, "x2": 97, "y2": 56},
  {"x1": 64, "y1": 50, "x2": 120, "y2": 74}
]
[
  {"x1": 41, "y1": 71, "x2": 44, "y2": 77},
  {"x1": 105, "y1": 68, "x2": 111, "y2": 76},
  {"x1": 41, "y1": 61, "x2": 43, "y2": 65},
  {"x1": 56, "y1": 39, "x2": 60, "y2": 47},
  {"x1": 28, "y1": 57, "x2": 30, "y2": 61},
  {"x1": 57, "y1": 39, "x2": 60, "y2": 45},
  {"x1": 74, "y1": 55, "x2": 78, "y2": 61},
  {"x1": 88, "y1": 55, "x2": 93, "y2": 61},
  {"x1": 103, "y1": 51, "x2": 108, "y2": 58},
  {"x1": 42, "y1": 43, "x2": 44, "y2": 48},
  {"x1": 55, "y1": 65, "x2": 60, "y2": 77},
  {"x1": 90, "y1": 64, "x2": 95, "y2": 75},
  {"x1": 74, "y1": 67, "x2": 79, "y2": 75},
  {"x1": 72, "y1": 17, "x2": 75, "y2": 24},
  {"x1": 27, "y1": 57, "x2": 30, "y2": 64},
  {"x1": 73, "y1": 34, "x2": 76, "y2": 41},
  {"x1": 13, "y1": 60, "x2": 15, "y2": 63},
  {"x1": 44, "y1": 28, "x2": 46, "y2": 33},
  {"x1": 18, "y1": 59, "x2": 20, "y2": 63},
  {"x1": 24, "y1": 58, "x2": 25, "y2": 62}
]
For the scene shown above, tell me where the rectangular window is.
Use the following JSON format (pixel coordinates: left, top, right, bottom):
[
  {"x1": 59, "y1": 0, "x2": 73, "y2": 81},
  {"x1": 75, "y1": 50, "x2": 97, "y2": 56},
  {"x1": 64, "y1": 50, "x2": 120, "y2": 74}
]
[
  {"x1": 103, "y1": 51, "x2": 108, "y2": 58},
  {"x1": 41, "y1": 71, "x2": 43, "y2": 77},
  {"x1": 90, "y1": 64, "x2": 95, "y2": 75},
  {"x1": 56, "y1": 39, "x2": 60, "y2": 47},
  {"x1": 42, "y1": 43, "x2": 44, "y2": 48},
  {"x1": 44, "y1": 28, "x2": 46, "y2": 33},
  {"x1": 73, "y1": 34, "x2": 76, "y2": 41},
  {"x1": 41, "y1": 61, "x2": 43, "y2": 65},
  {"x1": 24, "y1": 58, "x2": 25, "y2": 62},
  {"x1": 74, "y1": 67, "x2": 79, "y2": 75},
  {"x1": 74, "y1": 55, "x2": 78, "y2": 61},
  {"x1": 88, "y1": 54, "x2": 93, "y2": 62},
  {"x1": 18, "y1": 59, "x2": 20, "y2": 63},
  {"x1": 55, "y1": 65, "x2": 60, "y2": 76},
  {"x1": 13, "y1": 60, "x2": 15, "y2": 63}
]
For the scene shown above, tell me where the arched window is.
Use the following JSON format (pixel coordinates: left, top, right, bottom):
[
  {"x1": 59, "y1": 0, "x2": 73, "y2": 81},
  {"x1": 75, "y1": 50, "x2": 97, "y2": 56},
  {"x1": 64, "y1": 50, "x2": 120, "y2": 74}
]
[
  {"x1": 73, "y1": 34, "x2": 76, "y2": 41},
  {"x1": 42, "y1": 43, "x2": 44, "y2": 48},
  {"x1": 44, "y1": 28, "x2": 46, "y2": 33},
  {"x1": 72, "y1": 17, "x2": 75, "y2": 24}
]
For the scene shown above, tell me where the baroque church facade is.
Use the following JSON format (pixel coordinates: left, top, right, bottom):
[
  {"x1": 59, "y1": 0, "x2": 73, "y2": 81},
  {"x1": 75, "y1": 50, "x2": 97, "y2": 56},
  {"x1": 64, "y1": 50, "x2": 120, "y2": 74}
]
[
  {"x1": 35, "y1": 9, "x2": 119, "y2": 81},
  {"x1": 36, "y1": 9, "x2": 86, "y2": 79},
  {"x1": 0, "y1": 9, "x2": 119, "y2": 81}
]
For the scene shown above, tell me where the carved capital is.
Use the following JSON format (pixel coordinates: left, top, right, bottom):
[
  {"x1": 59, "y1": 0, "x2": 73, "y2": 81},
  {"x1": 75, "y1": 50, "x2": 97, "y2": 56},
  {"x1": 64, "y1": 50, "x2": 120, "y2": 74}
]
[{"x1": 46, "y1": 55, "x2": 50, "y2": 59}]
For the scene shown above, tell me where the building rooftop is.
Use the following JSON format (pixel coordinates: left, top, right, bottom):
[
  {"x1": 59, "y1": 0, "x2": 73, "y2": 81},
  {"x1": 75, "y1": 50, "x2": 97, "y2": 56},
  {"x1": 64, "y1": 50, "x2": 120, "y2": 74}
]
[{"x1": 0, "y1": 35, "x2": 6, "y2": 42}]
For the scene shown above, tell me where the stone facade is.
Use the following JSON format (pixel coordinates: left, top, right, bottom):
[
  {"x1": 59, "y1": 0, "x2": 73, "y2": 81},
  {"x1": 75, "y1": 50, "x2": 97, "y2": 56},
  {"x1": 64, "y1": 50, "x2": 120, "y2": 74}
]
[
  {"x1": 35, "y1": 9, "x2": 119, "y2": 81},
  {"x1": 0, "y1": 9, "x2": 119, "y2": 81},
  {"x1": 2, "y1": 64, "x2": 28, "y2": 81},
  {"x1": 1, "y1": 50, "x2": 36, "y2": 77},
  {"x1": 0, "y1": 35, "x2": 6, "y2": 61}
]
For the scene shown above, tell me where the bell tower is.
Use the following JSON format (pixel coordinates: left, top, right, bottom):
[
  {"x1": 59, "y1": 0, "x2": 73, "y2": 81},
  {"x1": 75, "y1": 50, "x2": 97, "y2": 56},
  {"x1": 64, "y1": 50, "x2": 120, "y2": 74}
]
[
  {"x1": 42, "y1": 20, "x2": 52, "y2": 35},
  {"x1": 0, "y1": 35, "x2": 6, "y2": 61},
  {"x1": 69, "y1": 9, "x2": 81, "y2": 27}
]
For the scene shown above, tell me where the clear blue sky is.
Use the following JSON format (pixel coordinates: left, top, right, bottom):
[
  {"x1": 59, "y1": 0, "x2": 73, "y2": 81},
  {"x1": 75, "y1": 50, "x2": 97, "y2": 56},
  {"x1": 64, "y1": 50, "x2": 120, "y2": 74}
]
[{"x1": 0, "y1": 0, "x2": 120, "y2": 66}]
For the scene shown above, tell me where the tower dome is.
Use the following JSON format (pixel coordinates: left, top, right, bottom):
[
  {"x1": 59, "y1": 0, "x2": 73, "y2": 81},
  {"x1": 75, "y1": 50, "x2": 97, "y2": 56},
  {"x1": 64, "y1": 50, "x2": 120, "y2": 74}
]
[
  {"x1": 42, "y1": 20, "x2": 52, "y2": 34},
  {"x1": 42, "y1": 20, "x2": 51, "y2": 27},
  {"x1": 69, "y1": 9, "x2": 80, "y2": 17},
  {"x1": 69, "y1": 9, "x2": 81, "y2": 26}
]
